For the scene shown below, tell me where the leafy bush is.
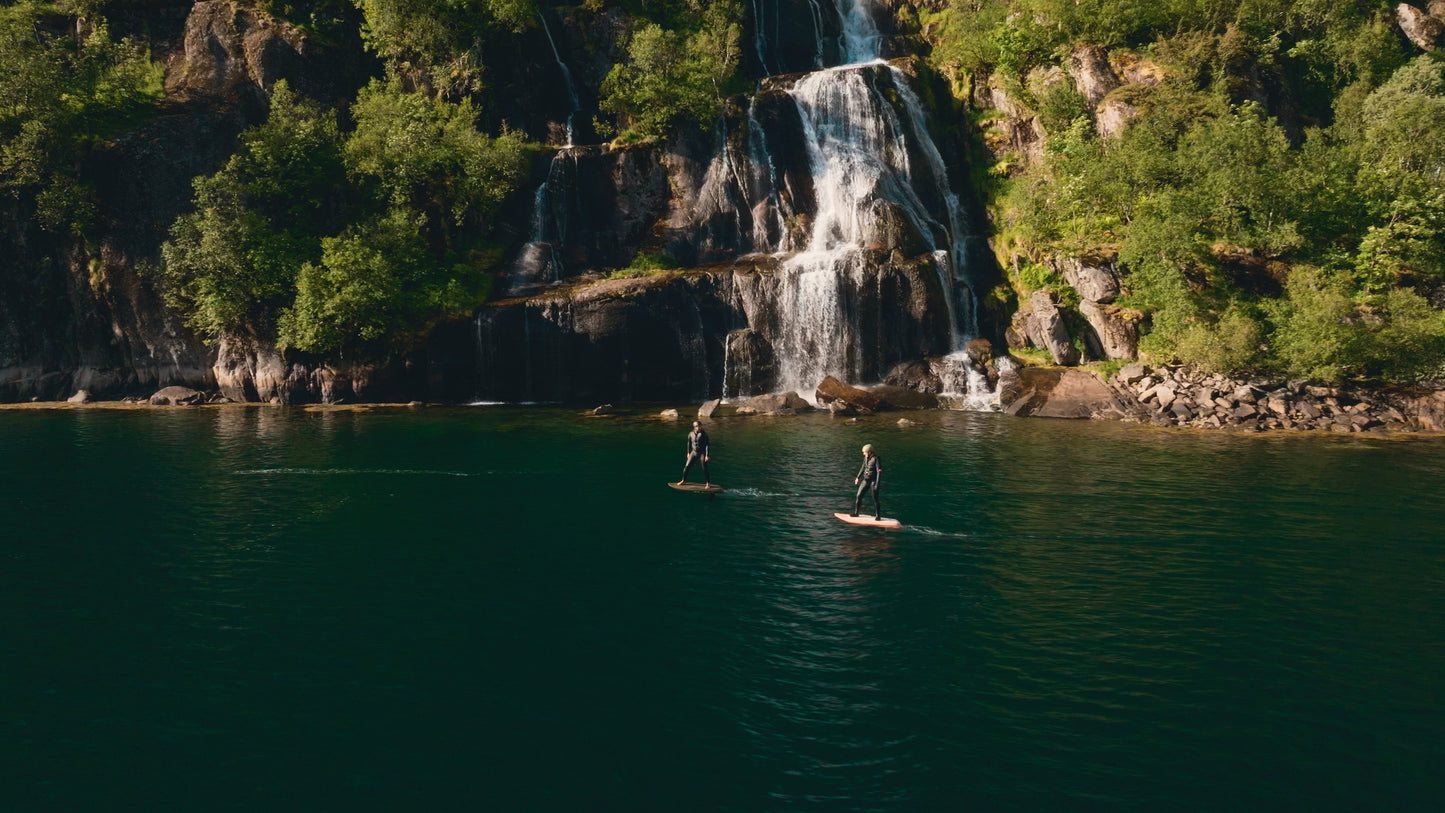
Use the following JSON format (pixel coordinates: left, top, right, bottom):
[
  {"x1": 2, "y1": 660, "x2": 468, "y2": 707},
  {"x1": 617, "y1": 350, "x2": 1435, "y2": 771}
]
[
  {"x1": 162, "y1": 79, "x2": 527, "y2": 354},
  {"x1": 598, "y1": 0, "x2": 742, "y2": 142},
  {"x1": 608, "y1": 251, "x2": 680, "y2": 278}
]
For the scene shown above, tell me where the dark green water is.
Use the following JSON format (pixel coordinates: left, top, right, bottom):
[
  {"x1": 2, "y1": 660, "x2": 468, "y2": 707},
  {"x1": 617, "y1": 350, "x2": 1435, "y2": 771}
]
[{"x1": 3, "y1": 406, "x2": 1443, "y2": 811}]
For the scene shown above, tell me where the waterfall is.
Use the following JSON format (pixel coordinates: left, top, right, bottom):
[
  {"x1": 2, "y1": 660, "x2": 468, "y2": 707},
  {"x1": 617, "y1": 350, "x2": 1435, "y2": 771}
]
[
  {"x1": 750, "y1": 0, "x2": 772, "y2": 75},
  {"x1": 508, "y1": 148, "x2": 578, "y2": 294},
  {"x1": 538, "y1": 12, "x2": 581, "y2": 146},
  {"x1": 479, "y1": 1, "x2": 992, "y2": 407},
  {"x1": 833, "y1": 0, "x2": 881, "y2": 64},
  {"x1": 763, "y1": 63, "x2": 969, "y2": 396}
]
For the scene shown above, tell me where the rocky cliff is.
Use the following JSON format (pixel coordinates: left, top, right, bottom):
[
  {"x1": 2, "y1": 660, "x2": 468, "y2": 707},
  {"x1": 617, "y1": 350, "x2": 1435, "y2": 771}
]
[
  {"x1": 1, "y1": 0, "x2": 999, "y2": 404},
  {"x1": 0, "y1": 1, "x2": 374, "y2": 401}
]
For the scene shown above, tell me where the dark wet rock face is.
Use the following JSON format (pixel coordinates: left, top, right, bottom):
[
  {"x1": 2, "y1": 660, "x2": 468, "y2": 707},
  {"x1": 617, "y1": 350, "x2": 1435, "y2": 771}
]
[
  {"x1": 476, "y1": 250, "x2": 956, "y2": 404},
  {"x1": 724, "y1": 329, "x2": 777, "y2": 398}
]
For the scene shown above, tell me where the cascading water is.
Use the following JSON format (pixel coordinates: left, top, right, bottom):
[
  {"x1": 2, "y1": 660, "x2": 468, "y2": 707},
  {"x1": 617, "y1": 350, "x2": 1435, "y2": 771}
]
[
  {"x1": 833, "y1": 0, "x2": 882, "y2": 64},
  {"x1": 734, "y1": 0, "x2": 989, "y2": 402},
  {"x1": 499, "y1": 15, "x2": 588, "y2": 296},
  {"x1": 481, "y1": 0, "x2": 994, "y2": 407},
  {"x1": 508, "y1": 148, "x2": 577, "y2": 293},
  {"x1": 538, "y1": 12, "x2": 581, "y2": 146},
  {"x1": 768, "y1": 66, "x2": 975, "y2": 395}
]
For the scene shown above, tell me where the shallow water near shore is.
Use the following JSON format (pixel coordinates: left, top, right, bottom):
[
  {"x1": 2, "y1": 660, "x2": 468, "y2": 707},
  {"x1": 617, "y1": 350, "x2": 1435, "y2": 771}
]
[{"x1": 3, "y1": 406, "x2": 1444, "y2": 810}]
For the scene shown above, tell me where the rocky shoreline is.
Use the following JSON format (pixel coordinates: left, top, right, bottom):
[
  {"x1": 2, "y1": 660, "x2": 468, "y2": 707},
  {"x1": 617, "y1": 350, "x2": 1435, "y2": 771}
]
[
  {"x1": 11, "y1": 365, "x2": 1445, "y2": 437},
  {"x1": 1106, "y1": 363, "x2": 1445, "y2": 434}
]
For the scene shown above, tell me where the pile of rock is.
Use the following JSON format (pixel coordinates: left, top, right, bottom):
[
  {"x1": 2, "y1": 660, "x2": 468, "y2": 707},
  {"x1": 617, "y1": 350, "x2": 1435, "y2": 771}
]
[{"x1": 1111, "y1": 363, "x2": 1421, "y2": 433}]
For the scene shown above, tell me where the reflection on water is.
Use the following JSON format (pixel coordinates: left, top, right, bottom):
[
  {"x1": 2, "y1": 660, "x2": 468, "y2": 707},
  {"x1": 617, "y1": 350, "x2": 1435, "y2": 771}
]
[{"x1": 1, "y1": 407, "x2": 1443, "y2": 810}]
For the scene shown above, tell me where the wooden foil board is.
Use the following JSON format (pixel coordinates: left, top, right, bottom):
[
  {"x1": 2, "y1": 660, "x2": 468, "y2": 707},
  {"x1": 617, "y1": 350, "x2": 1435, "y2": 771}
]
[
  {"x1": 669, "y1": 482, "x2": 724, "y2": 494},
  {"x1": 834, "y1": 512, "x2": 902, "y2": 529}
]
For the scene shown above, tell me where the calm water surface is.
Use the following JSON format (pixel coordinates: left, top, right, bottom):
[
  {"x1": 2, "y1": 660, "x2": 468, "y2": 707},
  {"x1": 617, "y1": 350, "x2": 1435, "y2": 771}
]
[{"x1": 2, "y1": 406, "x2": 1443, "y2": 810}]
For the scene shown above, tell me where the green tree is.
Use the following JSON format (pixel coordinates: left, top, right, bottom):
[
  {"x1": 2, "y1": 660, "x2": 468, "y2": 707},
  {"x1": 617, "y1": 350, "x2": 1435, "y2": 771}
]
[
  {"x1": 1350, "y1": 57, "x2": 1445, "y2": 288},
  {"x1": 160, "y1": 82, "x2": 345, "y2": 340},
  {"x1": 345, "y1": 78, "x2": 527, "y2": 239},
  {"x1": 278, "y1": 209, "x2": 433, "y2": 354},
  {"x1": 599, "y1": 0, "x2": 742, "y2": 142},
  {"x1": 355, "y1": 0, "x2": 536, "y2": 97},
  {"x1": 0, "y1": 5, "x2": 163, "y2": 233}
]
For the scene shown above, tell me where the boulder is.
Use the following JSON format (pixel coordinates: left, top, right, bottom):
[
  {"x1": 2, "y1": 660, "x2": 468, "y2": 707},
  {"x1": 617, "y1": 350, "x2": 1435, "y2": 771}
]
[
  {"x1": 67, "y1": 390, "x2": 92, "y2": 404},
  {"x1": 741, "y1": 391, "x2": 812, "y2": 414},
  {"x1": 591, "y1": 404, "x2": 614, "y2": 415},
  {"x1": 1116, "y1": 362, "x2": 1148, "y2": 385},
  {"x1": 1095, "y1": 94, "x2": 1139, "y2": 139},
  {"x1": 660, "y1": 408, "x2": 679, "y2": 419},
  {"x1": 1398, "y1": 3, "x2": 1444, "y2": 50},
  {"x1": 964, "y1": 337, "x2": 995, "y2": 368},
  {"x1": 1029, "y1": 291, "x2": 1080, "y2": 365},
  {"x1": 698, "y1": 398, "x2": 722, "y2": 418},
  {"x1": 166, "y1": 1, "x2": 311, "y2": 106},
  {"x1": 883, "y1": 359, "x2": 943, "y2": 394},
  {"x1": 1115, "y1": 53, "x2": 1167, "y2": 87},
  {"x1": 1405, "y1": 388, "x2": 1445, "y2": 431},
  {"x1": 1070, "y1": 44, "x2": 1122, "y2": 108},
  {"x1": 978, "y1": 75, "x2": 1047, "y2": 165},
  {"x1": 1078, "y1": 301, "x2": 1140, "y2": 360},
  {"x1": 1053, "y1": 254, "x2": 1121, "y2": 304},
  {"x1": 1026, "y1": 64, "x2": 1067, "y2": 98},
  {"x1": 1146, "y1": 385, "x2": 1177, "y2": 409},
  {"x1": 868, "y1": 200, "x2": 934, "y2": 256},
  {"x1": 870, "y1": 385, "x2": 940, "y2": 410},
  {"x1": 149, "y1": 386, "x2": 206, "y2": 406},
  {"x1": 999, "y1": 367, "x2": 1129, "y2": 419},
  {"x1": 815, "y1": 375, "x2": 884, "y2": 412}
]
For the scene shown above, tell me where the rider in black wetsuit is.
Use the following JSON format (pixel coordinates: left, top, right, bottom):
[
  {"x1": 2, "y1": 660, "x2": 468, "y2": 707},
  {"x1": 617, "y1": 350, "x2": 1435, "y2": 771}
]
[
  {"x1": 678, "y1": 420, "x2": 711, "y2": 486},
  {"x1": 853, "y1": 444, "x2": 881, "y2": 520}
]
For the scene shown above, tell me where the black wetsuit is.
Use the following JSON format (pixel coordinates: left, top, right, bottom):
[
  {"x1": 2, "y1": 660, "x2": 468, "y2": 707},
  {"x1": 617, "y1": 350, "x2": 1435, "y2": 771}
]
[
  {"x1": 681, "y1": 428, "x2": 711, "y2": 484},
  {"x1": 854, "y1": 453, "x2": 881, "y2": 518}
]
